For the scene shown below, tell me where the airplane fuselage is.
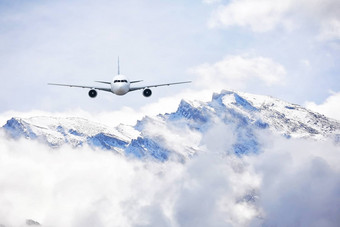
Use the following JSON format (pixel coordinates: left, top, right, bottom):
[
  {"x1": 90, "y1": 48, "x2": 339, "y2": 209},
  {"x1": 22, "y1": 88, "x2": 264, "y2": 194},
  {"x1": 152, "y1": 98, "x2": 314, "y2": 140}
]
[{"x1": 111, "y1": 75, "x2": 130, "y2": 95}]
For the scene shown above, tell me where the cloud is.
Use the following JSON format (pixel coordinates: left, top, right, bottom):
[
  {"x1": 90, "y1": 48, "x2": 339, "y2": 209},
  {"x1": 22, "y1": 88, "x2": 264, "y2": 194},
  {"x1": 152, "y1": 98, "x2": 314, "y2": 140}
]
[
  {"x1": 189, "y1": 55, "x2": 286, "y2": 91},
  {"x1": 1, "y1": 120, "x2": 340, "y2": 226},
  {"x1": 209, "y1": 0, "x2": 292, "y2": 32},
  {"x1": 246, "y1": 133, "x2": 340, "y2": 227},
  {"x1": 305, "y1": 91, "x2": 340, "y2": 121},
  {"x1": 0, "y1": 127, "x2": 258, "y2": 227},
  {"x1": 208, "y1": 0, "x2": 340, "y2": 40},
  {"x1": 318, "y1": 19, "x2": 340, "y2": 41},
  {"x1": 202, "y1": 0, "x2": 221, "y2": 4}
]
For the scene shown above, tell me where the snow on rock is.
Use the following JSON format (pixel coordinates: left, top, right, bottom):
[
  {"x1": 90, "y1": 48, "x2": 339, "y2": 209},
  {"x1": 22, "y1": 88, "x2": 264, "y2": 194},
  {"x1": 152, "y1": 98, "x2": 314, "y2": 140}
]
[
  {"x1": 2, "y1": 116, "x2": 133, "y2": 151},
  {"x1": 2, "y1": 90, "x2": 340, "y2": 161}
]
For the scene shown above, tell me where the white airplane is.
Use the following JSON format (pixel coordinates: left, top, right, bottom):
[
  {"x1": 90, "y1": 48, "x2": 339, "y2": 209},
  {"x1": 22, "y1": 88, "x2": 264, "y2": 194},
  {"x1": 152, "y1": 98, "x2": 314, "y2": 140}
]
[{"x1": 48, "y1": 58, "x2": 191, "y2": 98}]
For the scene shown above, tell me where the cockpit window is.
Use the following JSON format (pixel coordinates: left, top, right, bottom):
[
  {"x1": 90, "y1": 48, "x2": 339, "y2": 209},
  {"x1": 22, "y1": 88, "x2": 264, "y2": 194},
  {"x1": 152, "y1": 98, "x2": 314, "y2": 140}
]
[{"x1": 114, "y1": 80, "x2": 128, "y2": 83}]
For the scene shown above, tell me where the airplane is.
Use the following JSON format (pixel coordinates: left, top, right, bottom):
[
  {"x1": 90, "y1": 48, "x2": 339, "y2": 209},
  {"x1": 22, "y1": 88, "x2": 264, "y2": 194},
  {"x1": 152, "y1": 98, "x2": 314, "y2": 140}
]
[{"x1": 48, "y1": 58, "x2": 191, "y2": 98}]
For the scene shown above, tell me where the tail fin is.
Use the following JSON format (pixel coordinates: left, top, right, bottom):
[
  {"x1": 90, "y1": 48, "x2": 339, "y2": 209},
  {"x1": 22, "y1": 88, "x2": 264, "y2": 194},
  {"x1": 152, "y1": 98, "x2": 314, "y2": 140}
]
[{"x1": 117, "y1": 57, "x2": 120, "y2": 75}]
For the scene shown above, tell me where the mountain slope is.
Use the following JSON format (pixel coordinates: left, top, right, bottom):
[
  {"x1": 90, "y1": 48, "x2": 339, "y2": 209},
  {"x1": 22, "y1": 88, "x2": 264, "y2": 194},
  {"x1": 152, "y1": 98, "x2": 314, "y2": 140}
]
[{"x1": 2, "y1": 90, "x2": 340, "y2": 161}]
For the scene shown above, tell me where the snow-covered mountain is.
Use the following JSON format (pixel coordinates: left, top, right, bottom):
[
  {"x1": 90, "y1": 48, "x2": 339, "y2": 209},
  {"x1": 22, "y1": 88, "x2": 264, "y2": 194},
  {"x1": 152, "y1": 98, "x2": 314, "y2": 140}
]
[{"x1": 2, "y1": 90, "x2": 340, "y2": 161}]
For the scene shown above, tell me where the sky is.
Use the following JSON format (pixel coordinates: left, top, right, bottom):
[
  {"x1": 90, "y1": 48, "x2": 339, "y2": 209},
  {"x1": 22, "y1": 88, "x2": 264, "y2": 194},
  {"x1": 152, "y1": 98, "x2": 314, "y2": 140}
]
[
  {"x1": 1, "y1": 1, "x2": 340, "y2": 226},
  {"x1": 1, "y1": 0, "x2": 340, "y2": 123}
]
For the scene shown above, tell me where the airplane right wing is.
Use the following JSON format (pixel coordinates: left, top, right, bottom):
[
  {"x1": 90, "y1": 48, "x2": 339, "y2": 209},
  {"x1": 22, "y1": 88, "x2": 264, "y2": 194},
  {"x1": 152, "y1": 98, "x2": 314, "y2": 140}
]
[{"x1": 129, "y1": 81, "x2": 191, "y2": 92}]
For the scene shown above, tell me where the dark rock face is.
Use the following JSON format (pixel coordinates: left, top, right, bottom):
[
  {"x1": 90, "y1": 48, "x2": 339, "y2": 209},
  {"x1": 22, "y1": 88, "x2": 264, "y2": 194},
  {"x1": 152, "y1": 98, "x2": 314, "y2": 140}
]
[
  {"x1": 87, "y1": 133, "x2": 128, "y2": 150},
  {"x1": 26, "y1": 219, "x2": 41, "y2": 226},
  {"x1": 126, "y1": 137, "x2": 170, "y2": 161}
]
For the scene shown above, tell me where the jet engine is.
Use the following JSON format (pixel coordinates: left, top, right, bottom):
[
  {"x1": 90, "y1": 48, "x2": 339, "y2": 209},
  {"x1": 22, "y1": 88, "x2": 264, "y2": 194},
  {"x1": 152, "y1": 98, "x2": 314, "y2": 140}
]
[
  {"x1": 143, "y1": 88, "x2": 152, "y2": 97},
  {"x1": 88, "y1": 89, "x2": 97, "y2": 98}
]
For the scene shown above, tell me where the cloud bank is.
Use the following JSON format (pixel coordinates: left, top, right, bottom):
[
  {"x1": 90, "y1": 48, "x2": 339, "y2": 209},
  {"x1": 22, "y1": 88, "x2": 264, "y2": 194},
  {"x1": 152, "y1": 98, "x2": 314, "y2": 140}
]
[
  {"x1": 209, "y1": 0, "x2": 340, "y2": 41},
  {"x1": 190, "y1": 55, "x2": 286, "y2": 91},
  {"x1": 1, "y1": 125, "x2": 340, "y2": 226},
  {"x1": 305, "y1": 91, "x2": 340, "y2": 121}
]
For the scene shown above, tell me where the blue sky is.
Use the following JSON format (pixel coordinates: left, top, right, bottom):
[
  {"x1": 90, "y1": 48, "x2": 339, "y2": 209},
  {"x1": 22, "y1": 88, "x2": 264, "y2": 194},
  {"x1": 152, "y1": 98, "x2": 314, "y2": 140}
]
[{"x1": 1, "y1": 0, "x2": 339, "y2": 120}]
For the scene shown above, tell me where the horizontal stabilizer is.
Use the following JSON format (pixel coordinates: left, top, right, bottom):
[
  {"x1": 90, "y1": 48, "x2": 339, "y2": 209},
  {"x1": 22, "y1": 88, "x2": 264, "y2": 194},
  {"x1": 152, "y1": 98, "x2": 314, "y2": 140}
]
[
  {"x1": 95, "y1": 81, "x2": 111, "y2": 84},
  {"x1": 130, "y1": 80, "x2": 143, "y2": 83}
]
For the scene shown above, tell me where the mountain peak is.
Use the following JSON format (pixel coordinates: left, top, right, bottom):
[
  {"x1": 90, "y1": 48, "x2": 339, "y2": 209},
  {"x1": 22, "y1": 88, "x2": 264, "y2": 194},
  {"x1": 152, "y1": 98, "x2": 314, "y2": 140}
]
[
  {"x1": 2, "y1": 90, "x2": 340, "y2": 161},
  {"x1": 212, "y1": 90, "x2": 258, "y2": 112},
  {"x1": 3, "y1": 117, "x2": 37, "y2": 139}
]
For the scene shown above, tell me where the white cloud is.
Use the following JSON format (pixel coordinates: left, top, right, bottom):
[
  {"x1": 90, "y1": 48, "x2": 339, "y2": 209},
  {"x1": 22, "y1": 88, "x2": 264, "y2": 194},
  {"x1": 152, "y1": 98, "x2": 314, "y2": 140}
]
[
  {"x1": 208, "y1": 0, "x2": 340, "y2": 41},
  {"x1": 318, "y1": 19, "x2": 340, "y2": 41},
  {"x1": 305, "y1": 91, "x2": 340, "y2": 121},
  {"x1": 209, "y1": 0, "x2": 292, "y2": 32},
  {"x1": 202, "y1": 0, "x2": 221, "y2": 4},
  {"x1": 247, "y1": 133, "x2": 340, "y2": 226},
  {"x1": 0, "y1": 131, "x2": 252, "y2": 226},
  {"x1": 1, "y1": 120, "x2": 340, "y2": 226},
  {"x1": 189, "y1": 55, "x2": 286, "y2": 91}
]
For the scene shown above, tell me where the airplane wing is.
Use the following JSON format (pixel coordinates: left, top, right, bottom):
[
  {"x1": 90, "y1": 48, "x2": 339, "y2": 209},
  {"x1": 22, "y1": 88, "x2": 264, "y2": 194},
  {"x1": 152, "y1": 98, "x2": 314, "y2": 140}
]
[
  {"x1": 48, "y1": 83, "x2": 112, "y2": 92},
  {"x1": 129, "y1": 81, "x2": 191, "y2": 92}
]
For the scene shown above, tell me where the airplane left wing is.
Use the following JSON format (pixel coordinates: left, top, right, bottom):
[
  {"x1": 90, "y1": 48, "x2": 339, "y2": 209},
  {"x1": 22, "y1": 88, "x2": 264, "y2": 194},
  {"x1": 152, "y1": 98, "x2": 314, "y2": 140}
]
[
  {"x1": 129, "y1": 81, "x2": 191, "y2": 92},
  {"x1": 48, "y1": 83, "x2": 112, "y2": 92}
]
